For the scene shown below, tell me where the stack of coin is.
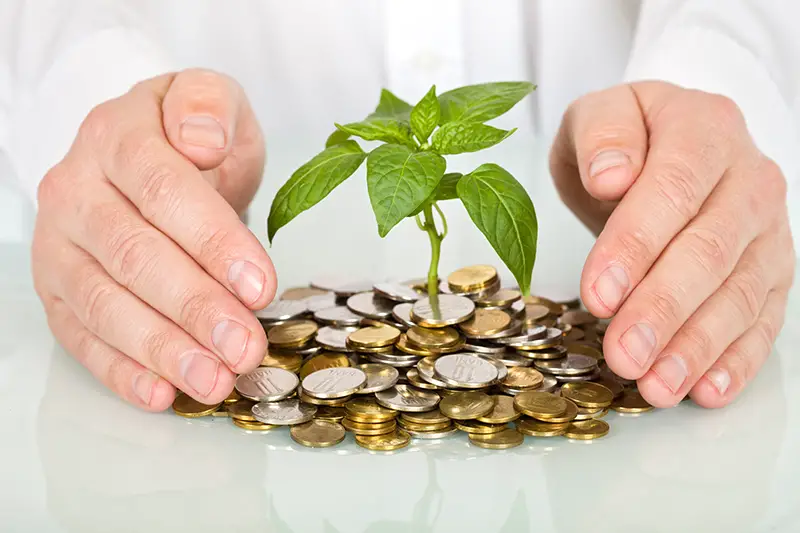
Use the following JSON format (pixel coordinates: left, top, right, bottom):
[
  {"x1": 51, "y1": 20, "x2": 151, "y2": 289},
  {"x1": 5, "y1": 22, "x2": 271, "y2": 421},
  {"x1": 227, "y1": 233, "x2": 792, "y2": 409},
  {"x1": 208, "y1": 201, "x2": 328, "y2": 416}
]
[{"x1": 172, "y1": 264, "x2": 656, "y2": 451}]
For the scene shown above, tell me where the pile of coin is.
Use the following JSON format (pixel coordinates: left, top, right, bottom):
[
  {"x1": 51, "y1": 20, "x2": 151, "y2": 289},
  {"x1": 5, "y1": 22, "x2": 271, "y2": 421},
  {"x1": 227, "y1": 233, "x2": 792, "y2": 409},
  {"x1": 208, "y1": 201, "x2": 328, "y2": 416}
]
[{"x1": 172, "y1": 265, "x2": 655, "y2": 451}]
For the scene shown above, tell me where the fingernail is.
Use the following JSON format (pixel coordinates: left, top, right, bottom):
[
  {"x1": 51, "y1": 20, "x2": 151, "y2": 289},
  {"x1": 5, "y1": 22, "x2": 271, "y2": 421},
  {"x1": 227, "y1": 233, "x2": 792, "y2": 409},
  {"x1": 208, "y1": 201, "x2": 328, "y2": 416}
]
[
  {"x1": 589, "y1": 150, "x2": 631, "y2": 178},
  {"x1": 228, "y1": 260, "x2": 265, "y2": 305},
  {"x1": 652, "y1": 354, "x2": 689, "y2": 393},
  {"x1": 180, "y1": 352, "x2": 220, "y2": 396},
  {"x1": 706, "y1": 368, "x2": 731, "y2": 396},
  {"x1": 211, "y1": 319, "x2": 251, "y2": 368},
  {"x1": 593, "y1": 265, "x2": 629, "y2": 311},
  {"x1": 180, "y1": 116, "x2": 226, "y2": 149},
  {"x1": 133, "y1": 372, "x2": 156, "y2": 404},
  {"x1": 619, "y1": 323, "x2": 656, "y2": 367}
]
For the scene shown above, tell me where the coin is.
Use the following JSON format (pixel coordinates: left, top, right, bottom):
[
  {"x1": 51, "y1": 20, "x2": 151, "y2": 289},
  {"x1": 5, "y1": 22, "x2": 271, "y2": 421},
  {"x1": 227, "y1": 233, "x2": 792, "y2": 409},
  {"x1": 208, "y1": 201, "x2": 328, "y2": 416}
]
[
  {"x1": 235, "y1": 367, "x2": 299, "y2": 402},
  {"x1": 395, "y1": 333, "x2": 433, "y2": 356},
  {"x1": 501, "y1": 367, "x2": 544, "y2": 390},
  {"x1": 227, "y1": 400, "x2": 257, "y2": 421},
  {"x1": 434, "y1": 354, "x2": 499, "y2": 388},
  {"x1": 368, "y1": 353, "x2": 420, "y2": 368},
  {"x1": 564, "y1": 419, "x2": 610, "y2": 440},
  {"x1": 566, "y1": 342, "x2": 603, "y2": 360},
  {"x1": 342, "y1": 418, "x2": 398, "y2": 435},
  {"x1": 561, "y1": 382, "x2": 614, "y2": 408},
  {"x1": 391, "y1": 303, "x2": 417, "y2": 328},
  {"x1": 534, "y1": 353, "x2": 598, "y2": 376},
  {"x1": 400, "y1": 409, "x2": 450, "y2": 425},
  {"x1": 267, "y1": 319, "x2": 318, "y2": 348},
  {"x1": 516, "y1": 418, "x2": 569, "y2": 437},
  {"x1": 407, "y1": 325, "x2": 460, "y2": 349},
  {"x1": 462, "y1": 340, "x2": 507, "y2": 354},
  {"x1": 556, "y1": 367, "x2": 601, "y2": 382},
  {"x1": 523, "y1": 303, "x2": 551, "y2": 324},
  {"x1": 290, "y1": 420, "x2": 347, "y2": 447},
  {"x1": 464, "y1": 320, "x2": 524, "y2": 340},
  {"x1": 406, "y1": 368, "x2": 439, "y2": 390},
  {"x1": 416, "y1": 357, "x2": 451, "y2": 388},
  {"x1": 468, "y1": 428, "x2": 524, "y2": 449},
  {"x1": 518, "y1": 345, "x2": 567, "y2": 360},
  {"x1": 311, "y1": 277, "x2": 372, "y2": 295},
  {"x1": 261, "y1": 349, "x2": 303, "y2": 371},
  {"x1": 355, "y1": 363, "x2": 399, "y2": 393},
  {"x1": 524, "y1": 295, "x2": 565, "y2": 316},
  {"x1": 224, "y1": 389, "x2": 241, "y2": 404},
  {"x1": 172, "y1": 395, "x2": 221, "y2": 418},
  {"x1": 299, "y1": 352, "x2": 351, "y2": 379},
  {"x1": 300, "y1": 392, "x2": 352, "y2": 406},
  {"x1": 252, "y1": 399, "x2": 316, "y2": 425},
  {"x1": 411, "y1": 295, "x2": 475, "y2": 328},
  {"x1": 314, "y1": 306, "x2": 363, "y2": 327},
  {"x1": 538, "y1": 376, "x2": 559, "y2": 393},
  {"x1": 510, "y1": 300, "x2": 526, "y2": 318},
  {"x1": 345, "y1": 397, "x2": 398, "y2": 422},
  {"x1": 456, "y1": 279, "x2": 502, "y2": 300},
  {"x1": 455, "y1": 420, "x2": 508, "y2": 434},
  {"x1": 374, "y1": 384, "x2": 440, "y2": 412},
  {"x1": 544, "y1": 398, "x2": 579, "y2": 423},
  {"x1": 281, "y1": 287, "x2": 332, "y2": 301},
  {"x1": 313, "y1": 405, "x2": 346, "y2": 422},
  {"x1": 355, "y1": 428, "x2": 411, "y2": 451},
  {"x1": 475, "y1": 288, "x2": 522, "y2": 308},
  {"x1": 512, "y1": 328, "x2": 564, "y2": 350},
  {"x1": 398, "y1": 419, "x2": 453, "y2": 432},
  {"x1": 447, "y1": 265, "x2": 498, "y2": 292},
  {"x1": 256, "y1": 300, "x2": 308, "y2": 322},
  {"x1": 439, "y1": 391, "x2": 495, "y2": 420},
  {"x1": 493, "y1": 325, "x2": 547, "y2": 345},
  {"x1": 558, "y1": 310, "x2": 597, "y2": 327},
  {"x1": 302, "y1": 367, "x2": 367, "y2": 398},
  {"x1": 406, "y1": 427, "x2": 459, "y2": 439},
  {"x1": 458, "y1": 308, "x2": 512, "y2": 337},
  {"x1": 232, "y1": 418, "x2": 279, "y2": 431},
  {"x1": 493, "y1": 352, "x2": 533, "y2": 367},
  {"x1": 611, "y1": 390, "x2": 654, "y2": 413},
  {"x1": 347, "y1": 292, "x2": 395, "y2": 319},
  {"x1": 315, "y1": 326, "x2": 359, "y2": 352},
  {"x1": 476, "y1": 395, "x2": 521, "y2": 424},
  {"x1": 514, "y1": 391, "x2": 569, "y2": 419},
  {"x1": 347, "y1": 325, "x2": 401, "y2": 348},
  {"x1": 373, "y1": 282, "x2": 421, "y2": 303}
]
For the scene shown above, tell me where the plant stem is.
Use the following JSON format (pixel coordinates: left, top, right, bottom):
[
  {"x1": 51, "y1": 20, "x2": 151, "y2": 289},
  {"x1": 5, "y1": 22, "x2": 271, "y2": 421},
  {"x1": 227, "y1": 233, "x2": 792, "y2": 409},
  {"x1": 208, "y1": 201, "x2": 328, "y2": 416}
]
[{"x1": 422, "y1": 203, "x2": 446, "y2": 306}]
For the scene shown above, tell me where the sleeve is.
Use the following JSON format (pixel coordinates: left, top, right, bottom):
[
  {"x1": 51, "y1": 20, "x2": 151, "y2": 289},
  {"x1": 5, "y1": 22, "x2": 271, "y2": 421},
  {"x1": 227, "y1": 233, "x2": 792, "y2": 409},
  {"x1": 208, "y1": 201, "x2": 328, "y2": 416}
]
[
  {"x1": 624, "y1": 0, "x2": 800, "y2": 250},
  {"x1": 0, "y1": 0, "x2": 175, "y2": 207}
]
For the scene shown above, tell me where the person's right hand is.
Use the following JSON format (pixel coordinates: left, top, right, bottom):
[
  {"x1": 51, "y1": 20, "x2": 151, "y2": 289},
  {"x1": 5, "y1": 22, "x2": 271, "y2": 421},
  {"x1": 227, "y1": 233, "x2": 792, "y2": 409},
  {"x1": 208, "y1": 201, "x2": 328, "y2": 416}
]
[{"x1": 31, "y1": 69, "x2": 276, "y2": 411}]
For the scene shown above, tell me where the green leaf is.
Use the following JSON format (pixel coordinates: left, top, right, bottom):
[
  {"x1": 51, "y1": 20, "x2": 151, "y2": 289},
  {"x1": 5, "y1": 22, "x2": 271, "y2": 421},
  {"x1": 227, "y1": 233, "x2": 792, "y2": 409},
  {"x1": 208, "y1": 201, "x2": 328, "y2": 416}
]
[
  {"x1": 457, "y1": 163, "x2": 537, "y2": 295},
  {"x1": 267, "y1": 141, "x2": 366, "y2": 242},
  {"x1": 366, "y1": 144, "x2": 446, "y2": 237},
  {"x1": 410, "y1": 85, "x2": 440, "y2": 143},
  {"x1": 408, "y1": 172, "x2": 462, "y2": 217},
  {"x1": 368, "y1": 89, "x2": 413, "y2": 121},
  {"x1": 335, "y1": 119, "x2": 416, "y2": 148},
  {"x1": 438, "y1": 81, "x2": 535, "y2": 124},
  {"x1": 432, "y1": 122, "x2": 516, "y2": 154},
  {"x1": 325, "y1": 129, "x2": 351, "y2": 148}
]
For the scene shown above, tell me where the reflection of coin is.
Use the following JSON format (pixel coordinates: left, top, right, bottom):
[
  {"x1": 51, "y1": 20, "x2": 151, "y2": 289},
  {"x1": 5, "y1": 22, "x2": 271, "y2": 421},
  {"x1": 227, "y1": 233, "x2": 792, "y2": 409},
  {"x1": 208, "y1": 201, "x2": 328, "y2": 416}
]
[
  {"x1": 434, "y1": 354, "x2": 498, "y2": 388},
  {"x1": 373, "y1": 282, "x2": 421, "y2": 303},
  {"x1": 235, "y1": 367, "x2": 299, "y2": 402},
  {"x1": 439, "y1": 391, "x2": 495, "y2": 420},
  {"x1": 374, "y1": 384, "x2": 440, "y2": 412},
  {"x1": 301, "y1": 368, "x2": 366, "y2": 398},
  {"x1": 314, "y1": 306, "x2": 363, "y2": 327},
  {"x1": 251, "y1": 399, "x2": 316, "y2": 425},
  {"x1": 411, "y1": 295, "x2": 475, "y2": 327},
  {"x1": 347, "y1": 292, "x2": 395, "y2": 319},
  {"x1": 290, "y1": 420, "x2": 346, "y2": 447}
]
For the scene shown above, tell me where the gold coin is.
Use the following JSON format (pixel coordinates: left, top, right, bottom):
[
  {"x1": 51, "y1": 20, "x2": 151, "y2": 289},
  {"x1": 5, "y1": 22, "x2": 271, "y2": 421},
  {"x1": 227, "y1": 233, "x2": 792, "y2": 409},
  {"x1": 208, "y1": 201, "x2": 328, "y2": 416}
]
[
  {"x1": 544, "y1": 398, "x2": 578, "y2": 423},
  {"x1": 299, "y1": 392, "x2": 351, "y2": 406},
  {"x1": 400, "y1": 409, "x2": 449, "y2": 425},
  {"x1": 447, "y1": 265, "x2": 498, "y2": 292},
  {"x1": 406, "y1": 368, "x2": 439, "y2": 390},
  {"x1": 226, "y1": 400, "x2": 257, "y2": 421},
  {"x1": 516, "y1": 418, "x2": 570, "y2": 437},
  {"x1": 468, "y1": 428, "x2": 524, "y2": 449},
  {"x1": 523, "y1": 304, "x2": 551, "y2": 324},
  {"x1": 261, "y1": 349, "x2": 303, "y2": 371},
  {"x1": 299, "y1": 352, "x2": 350, "y2": 379},
  {"x1": 558, "y1": 310, "x2": 597, "y2": 327},
  {"x1": 345, "y1": 397, "x2": 398, "y2": 422},
  {"x1": 564, "y1": 419, "x2": 610, "y2": 440},
  {"x1": 476, "y1": 395, "x2": 521, "y2": 424},
  {"x1": 519, "y1": 345, "x2": 568, "y2": 360},
  {"x1": 574, "y1": 405, "x2": 607, "y2": 421},
  {"x1": 313, "y1": 405, "x2": 346, "y2": 421},
  {"x1": 458, "y1": 308, "x2": 512, "y2": 336},
  {"x1": 407, "y1": 326, "x2": 461, "y2": 349},
  {"x1": 396, "y1": 334, "x2": 435, "y2": 356},
  {"x1": 475, "y1": 288, "x2": 522, "y2": 308},
  {"x1": 355, "y1": 428, "x2": 411, "y2": 451},
  {"x1": 268, "y1": 319, "x2": 318, "y2": 348},
  {"x1": 439, "y1": 391, "x2": 495, "y2": 420},
  {"x1": 566, "y1": 342, "x2": 603, "y2": 360},
  {"x1": 611, "y1": 390, "x2": 654, "y2": 413},
  {"x1": 398, "y1": 419, "x2": 453, "y2": 432},
  {"x1": 348, "y1": 343, "x2": 396, "y2": 354},
  {"x1": 347, "y1": 325, "x2": 401, "y2": 348},
  {"x1": 281, "y1": 287, "x2": 331, "y2": 301},
  {"x1": 172, "y1": 395, "x2": 221, "y2": 418},
  {"x1": 563, "y1": 327, "x2": 586, "y2": 343},
  {"x1": 523, "y1": 296, "x2": 565, "y2": 316},
  {"x1": 343, "y1": 418, "x2": 397, "y2": 435},
  {"x1": 561, "y1": 382, "x2": 614, "y2": 408},
  {"x1": 455, "y1": 420, "x2": 508, "y2": 434},
  {"x1": 427, "y1": 337, "x2": 467, "y2": 354},
  {"x1": 224, "y1": 389, "x2": 241, "y2": 404},
  {"x1": 290, "y1": 420, "x2": 346, "y2": 447},
  {"x1": 232, "y1": 418, "x2": 278, "y2": 431},
  {"x1": 513, "y1": 391, "x2": 568, "y2": 419},
  {"x1": 211, "y1": 408, "x2": 230, "y2": 418},
  {"x1": 501, "y1": 367, "x2": 544, "y2": 390}
]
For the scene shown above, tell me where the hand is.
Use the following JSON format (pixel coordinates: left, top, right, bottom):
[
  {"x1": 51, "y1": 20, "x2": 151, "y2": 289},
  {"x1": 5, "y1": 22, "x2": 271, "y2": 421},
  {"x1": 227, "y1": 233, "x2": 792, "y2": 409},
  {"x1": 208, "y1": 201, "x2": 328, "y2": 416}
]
[
  {"x1": 32, "y1": 69, "x2": 276, "y2": 411},
  {"x1": 550, "y1": 81, "x2": 795, "y2": 408}
]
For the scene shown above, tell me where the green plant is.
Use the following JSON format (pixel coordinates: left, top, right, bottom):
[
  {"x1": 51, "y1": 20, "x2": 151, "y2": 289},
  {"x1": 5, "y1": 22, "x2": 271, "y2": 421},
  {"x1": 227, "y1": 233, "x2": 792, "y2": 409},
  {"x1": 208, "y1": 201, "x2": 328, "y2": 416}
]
[{"x1": 267, "y1": 82, "x2": 538, "y2": 298}]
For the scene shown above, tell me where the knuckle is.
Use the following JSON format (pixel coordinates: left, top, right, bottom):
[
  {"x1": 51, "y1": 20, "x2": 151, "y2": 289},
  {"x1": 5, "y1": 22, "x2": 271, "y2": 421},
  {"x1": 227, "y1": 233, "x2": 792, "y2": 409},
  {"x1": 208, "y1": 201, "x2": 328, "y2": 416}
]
[
  {"x1": 103, "y1": 353, "x2": 129, "y2": 394},
  {"x1": 141, "y1": 329, "x2": 174, "y2": 370},
  {"x1": 647, "y1": 287, "x2": 683, "y2": 327},
  {"x1": 706, "y1": 93, "x2": 744, "y2": 129},
  {"x1": 79, "y1": 100, "x2": 120, "y2": 145},
  {"x1": 177, "y1": 288, "x2": 219, "y2": 331},
  {"x1": 680, "y1": 323, "x2": 714, "y2": 365},
  {"x1": 615, "y1": 226, "x2": 658, "y2": 267},
  {"x1": 37, "y1": 163, "x2": 70, "y2": 210},
  {"x1": 683, "y1": 224, "x2": 737, "y2": 278},
  {"x1": 722, "y1": 271, "x2": 764, "y2": 325},
  {"x1": 195, "y1": 224, "x2": 234, "y2": 267},
  {"x1": 653, "y1": 158, "x2": 702, "y2": 220},
  {"x1": 760, "y1": 157, "x2": 788, "y2": 204},
  {"x1": 79, "y1": 273, "x2": 118, "y2": 333},
  {"x1": 106, "y1": 222, "x2": 160, "y2": 288}
]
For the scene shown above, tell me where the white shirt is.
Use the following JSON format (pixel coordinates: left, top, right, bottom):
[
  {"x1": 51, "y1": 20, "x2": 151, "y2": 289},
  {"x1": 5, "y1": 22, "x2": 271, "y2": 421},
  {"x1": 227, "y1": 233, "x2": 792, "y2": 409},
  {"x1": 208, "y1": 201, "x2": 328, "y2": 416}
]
[{"x1": 1, "y1": 0, "x2": 799, "y2": 294}]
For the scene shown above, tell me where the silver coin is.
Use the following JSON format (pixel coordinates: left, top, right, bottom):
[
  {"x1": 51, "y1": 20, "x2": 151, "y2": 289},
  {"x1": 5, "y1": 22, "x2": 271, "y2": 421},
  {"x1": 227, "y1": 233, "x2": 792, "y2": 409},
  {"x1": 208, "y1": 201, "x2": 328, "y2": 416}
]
[
  {"x1": 493, "y1": 325, "x2": 548, "y2": 345},
  {"x1": 334, "y1": 280, "x2": 375, "y2": 298},
  {"x1": 516, "y1": 345, "x2": 568, "y2": 360},
  {"x1": 463, "y1": 281, "x2": 503, "y2": 301},
  {"x1": 438, "y1": 280, "x2": 453, "y2": 294},
  {"x1": 537, "y1": 376, "x2": 559, "y2": 393},
  {"x1": 355, "y1": 363, "x2": 400, "y2": 393},
  {"x1": 464, "y1": 320, "x2": 524, "y2": 340},
  {"x1": 310, "y1": 277, "x2": 373, "y2": 296},
  {"x1": 415, "y1": 360, "x2": 451, "y2": 388},
  {"x1": 405, "y1": 368, "x2": 439, "y2": 390},
  {"x1": 374, "y1": 384, "x2": 440, "y2": 412},
  {"x1": 235, "y1": 367, "x2": 299, "y2": 402},
  {"x1": 255, "y1": 300, "x2": 308, "y2": 322},
  {"x1": 367, "y1": 354, "x2": 420, "y2": 368},
  {"x1": 301, "y1": 367, "x2": 367, "y2": 398},
  {"x1": 368, "y1": 351, "x2": 422, "y2": 363},
  {"x1": 373, "y1": 282, "x2": 421, "y2": 303},
  {"x1": 491, "y1": 352, "x2": 533, "y2": 367},
  {"x1": 251, "y1": 399, "x2": 316, "y2": 425},
  {"x1": 510, "y1": 300, "x2": 526, "y2": 318},
  {"x1": 463, "y1": 340, "x2": 508, "y2": 354},
  {"x1": 289, "y1": 343, "x2": 323, "y2": 357},
  {"x1": 314, "y1": 306, "x2": 363, "y2": 327},
  {"x1": 304, "y1": 292, "x2": 338, "y2": 312},
  {"x1": 479, "y1": 353, "x2": 508, "y2": 382},
  {"x1": 315, "y1": 326, "x2": 359, "y2": 352},
  {"x1": 391, "y1": 303, "x2": 416, "y2": 328},
  {"x1": 534, "y1": 353, "x2": 598, "y2": 376},
  {"x1": 411, "y1": 295, "x2": 475, "y2": 327},
  {"x1": 555, "y1": 368, "x2": 602, "y2": 382},
  {"x1": 346, "y1": 292, "x2": 395, "y2": 319},
  {"x1": 406, "y1": 426, "x2": 459, "y2": 439},
  {"x1": 512, "y1": 328, "x2": 564, "y2": 349},
  {"x1": 433, "y1": 354, "x2": 498, "y2": 388}
]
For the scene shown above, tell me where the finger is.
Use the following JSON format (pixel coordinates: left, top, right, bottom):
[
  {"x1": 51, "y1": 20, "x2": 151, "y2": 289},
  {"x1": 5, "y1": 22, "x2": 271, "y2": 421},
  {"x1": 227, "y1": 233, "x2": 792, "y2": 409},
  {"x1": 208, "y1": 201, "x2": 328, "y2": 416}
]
[
  {"x1": 46, "y1": 297, "x2": 176, "y2": 411},
  {"x1": 61, "y1": 179, "x2": 266, "y2": 374},
  {"x1": 54, "y1": 242, "x2": 236, "y2": 404},
  {"x1": 581, "y1": 86, "x2": 750, "y2": 318},
  {"x1": 77, "y1": 81, "x2": 276, "y2": 310},
  {"x1": 603, "y1": 155, "x2": 785, "y2": 378},
  {"x1": 636, "y1": 223, "x2": 792, "y2": 407},
  {"x1": 690, "y1": 289, "x2": 789, "y2": 408}
]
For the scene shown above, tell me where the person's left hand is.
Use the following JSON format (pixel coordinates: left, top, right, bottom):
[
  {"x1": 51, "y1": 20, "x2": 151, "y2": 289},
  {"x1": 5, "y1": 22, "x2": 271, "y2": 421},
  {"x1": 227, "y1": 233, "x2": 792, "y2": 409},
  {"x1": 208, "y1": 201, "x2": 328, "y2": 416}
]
[{"x1": 550, "y1": 80, "x2": 795, "y2": 408}]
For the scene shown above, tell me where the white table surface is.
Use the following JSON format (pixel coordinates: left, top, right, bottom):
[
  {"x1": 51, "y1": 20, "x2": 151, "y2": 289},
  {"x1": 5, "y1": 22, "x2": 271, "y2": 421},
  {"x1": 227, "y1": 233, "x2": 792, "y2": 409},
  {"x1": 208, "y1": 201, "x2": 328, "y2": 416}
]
[{"x1": 2, "y1": 237, "x2": 799, "y2": 533}]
